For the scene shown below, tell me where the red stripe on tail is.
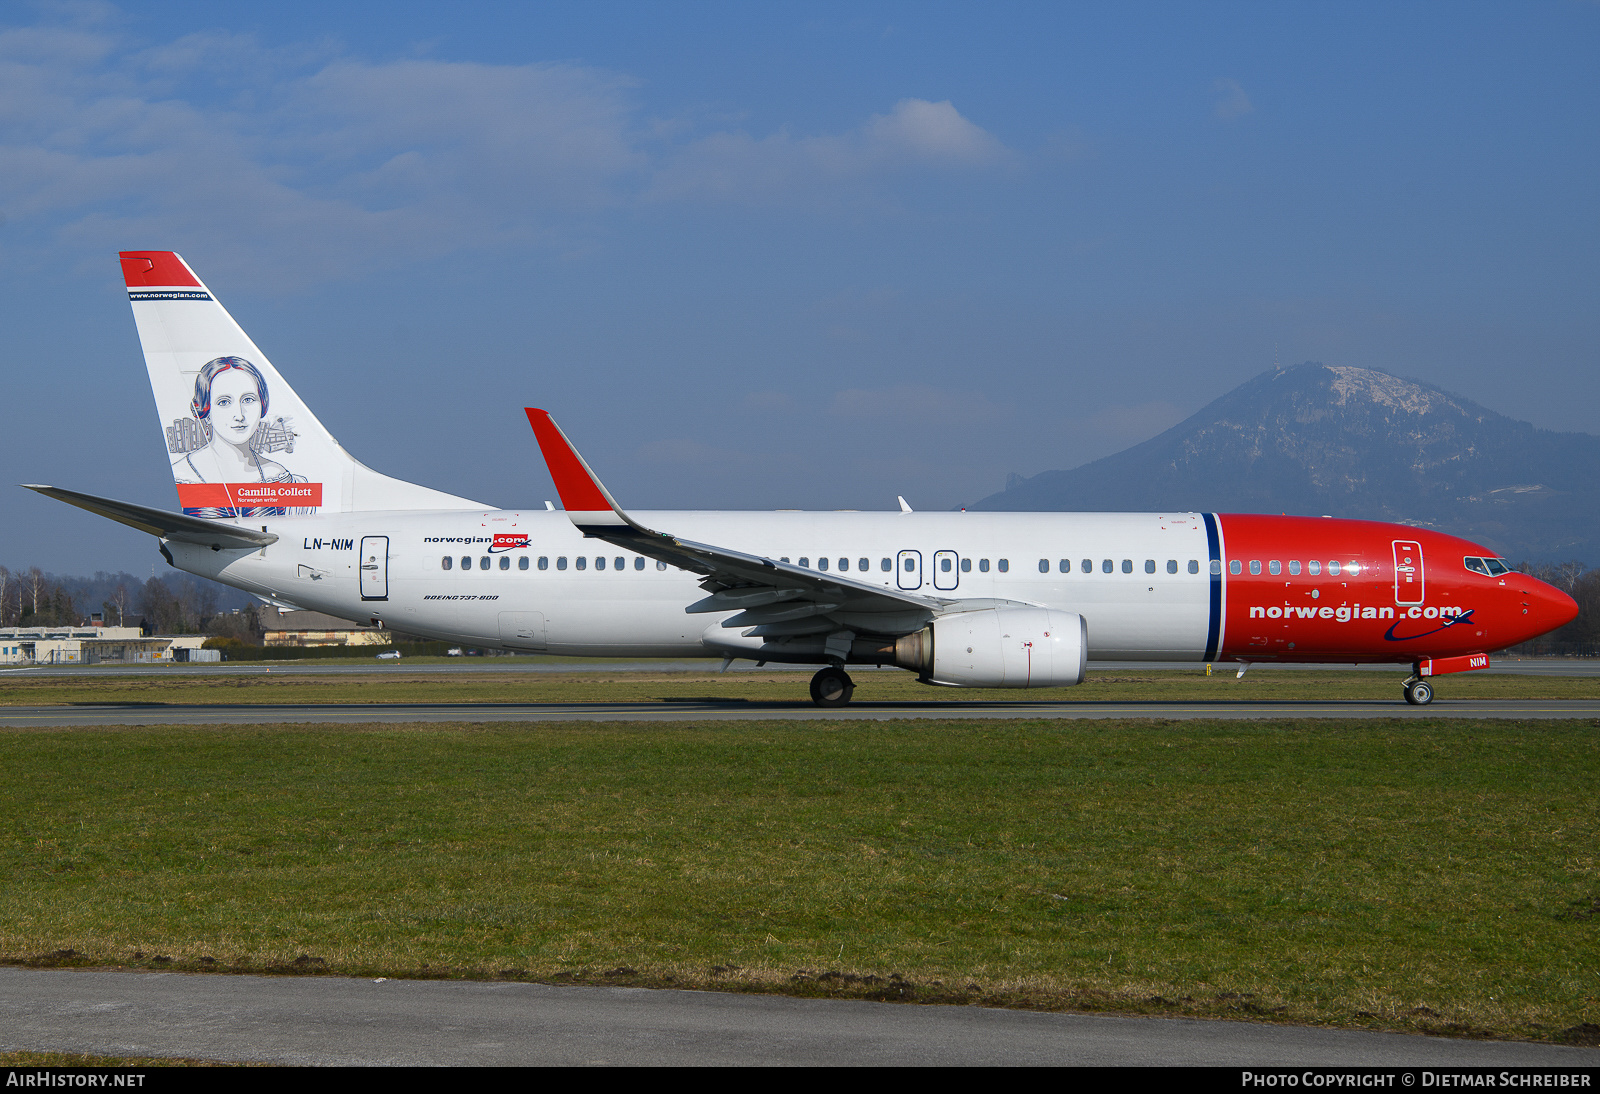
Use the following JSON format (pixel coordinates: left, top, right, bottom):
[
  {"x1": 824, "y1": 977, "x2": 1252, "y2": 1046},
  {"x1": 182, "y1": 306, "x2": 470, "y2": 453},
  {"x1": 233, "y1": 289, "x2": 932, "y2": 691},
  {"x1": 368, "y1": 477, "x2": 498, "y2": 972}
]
[{"x1": 119, "y1": 251, "x2": 201, "y2": 287}]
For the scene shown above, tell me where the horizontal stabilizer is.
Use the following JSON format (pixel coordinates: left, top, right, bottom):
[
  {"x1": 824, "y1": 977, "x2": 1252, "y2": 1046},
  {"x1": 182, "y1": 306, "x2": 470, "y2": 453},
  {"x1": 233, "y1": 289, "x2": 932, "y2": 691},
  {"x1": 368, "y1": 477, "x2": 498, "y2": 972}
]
[{"x1": 21, "y1": 485, "x2": 278, "y2": 551}]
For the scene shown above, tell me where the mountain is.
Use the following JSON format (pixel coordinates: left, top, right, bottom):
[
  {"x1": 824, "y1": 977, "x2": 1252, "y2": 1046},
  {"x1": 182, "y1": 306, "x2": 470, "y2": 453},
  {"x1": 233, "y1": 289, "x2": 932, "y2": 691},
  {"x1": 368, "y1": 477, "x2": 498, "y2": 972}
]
[{"x1": 971, "y1": 363, "x2": 1600, "y2": 564}]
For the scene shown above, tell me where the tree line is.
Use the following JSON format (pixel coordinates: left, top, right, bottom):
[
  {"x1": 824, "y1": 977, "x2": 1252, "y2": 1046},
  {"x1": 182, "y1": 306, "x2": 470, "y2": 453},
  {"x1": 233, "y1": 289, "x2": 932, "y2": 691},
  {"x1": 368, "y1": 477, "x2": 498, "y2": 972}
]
[
  {"x1": 0, "y1": 567, "x2": 256, "y2": 636},
  {"x1": 1509, "y1": 561, "x2": 1600, "y2": 656}
]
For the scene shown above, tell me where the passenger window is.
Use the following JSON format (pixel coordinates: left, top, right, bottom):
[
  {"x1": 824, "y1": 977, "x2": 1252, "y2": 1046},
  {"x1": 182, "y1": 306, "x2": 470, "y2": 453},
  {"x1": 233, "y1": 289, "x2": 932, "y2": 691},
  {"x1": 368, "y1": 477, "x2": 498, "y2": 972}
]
[
  {"x1": 657, "y1": 561, "x2": 667, "y2": 570},
  {"x1": 479, "y1": 557, "x2": 490, "y2": 570},
  {"x1": 1346, "y1": 562, "x2": 1361, "y2": 575},
  {"x1": 839, "y1": 558, "x2": 848, "y2": 571},
  {"x1": 1102, "y1": 559, "x2": 1113, "y2": 573},
  {"x1": 859, "y1": 558, "x2": 869, "y2": 571},
  {"x1": 944, "y1": 558, "x2": 955, "y2": 572},
  {"x1": 1269, "y1": 560, "x2": 1281, "y2": 575},
  {"x1": 799, "y1": 557, "x2": 810, "y2": 568},
  {"x1": 1038, "y1": 559, "x2": 1049, "y2": 573},
  {"x1": 998, "y1": 559, "x2": 1009, "y2": 573},
  {"x1": 499, "y1": 556, "x2": 510, "y2": 570},
  {"x1": 1229, "y1": 560, "x2": 1241, "y2": 575},
  {"x1": 1210, "y1": 560, "x2": 1221, "y2": 575},
  {"x1": 780, "y1": 557, "x2": 790, "y2": 563},
  {"x1": 576, "y1": 556, "x2": 586, "y2": 570},
  {"x1": 461, "y1": 556, "x2": 471, "y2": 570},
  {"x1": 905, "y1": 558, "x2": 916, "y2": 572},
  {"x1": 1308, "y1": 560, "x2": 1320, "y2": 575},
  {"x1": 979, "y1": 559, "x2": 990, "y2": 572},
  {"x1": 1167, "y1": 560, "x2": 1178, "y2": 574},
  {"x1": 881, "y1": 558, "x2": 891, "y2": 571},
  {"x1": 442, "y1": 556, "x2": 452, "y2": 571},
  {"x1": 1288, "y1": 560, "x2": 1301, "y2": 575},
  {"x1": 595, "y1": 556, "x2": 606, "y2": 570},
  {"x1": 818, "y1": 557, "x2": 829, "y2": 571},
  {"x1": 539, "y1": 556, "x2": 549, "y2": 570},
  {"x1": 634, "y1": 557, "x2": 645, "y2": 570},
  {"x1": 1189, "y1": 560, "x2": 1200, "y2": 574},
  {"x1": 557, "y1": 557, "x2": 567, "y2": 570},
  {"x1": 519, "y1": 556, "x2": 529, "y2": 570},
  {"x1": 1083, "y1": 559, "x2": 1092, "y2": 574},
  {"x1": 1144, "y1": 560, "x2": 1156, "y2": 574},
  {"x1": 961, "y1": 558, "x2": 971, "y2": 572},
  {"x1": 1121, "y1": 559, "x2": 1132, "y2": 573},
  {"x1": 1327, "y1": 560, "x2": 1340, "y2": 575},
  {"x1": 1249, "y1": 561, "x2": 1261, "y2": 575},
  {"x1": 615, "y1": 557, "x2": 625, "y2": 570},
  {"x1": 1060, "y1": 559, "x2": 1071, "y2": 573}
]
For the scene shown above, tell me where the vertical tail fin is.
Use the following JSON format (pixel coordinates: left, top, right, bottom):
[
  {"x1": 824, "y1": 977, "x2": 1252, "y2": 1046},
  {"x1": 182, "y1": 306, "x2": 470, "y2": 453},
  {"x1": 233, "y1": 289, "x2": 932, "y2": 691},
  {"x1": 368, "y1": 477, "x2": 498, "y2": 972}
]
[{"x1": 122, "y1": 251, "x2": 483, "y2": 517}]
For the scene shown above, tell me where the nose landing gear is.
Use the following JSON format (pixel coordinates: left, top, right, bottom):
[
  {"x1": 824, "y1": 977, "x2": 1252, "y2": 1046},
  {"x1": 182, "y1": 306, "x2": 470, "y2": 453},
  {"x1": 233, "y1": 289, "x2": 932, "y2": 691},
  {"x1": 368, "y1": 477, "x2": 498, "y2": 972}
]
[
  {"x1": 809, "y1": 665, "x2": 855, "y2": 707},
  {"x1": 1402, "y1": 676, "x2": 1434, "y2": 705}
]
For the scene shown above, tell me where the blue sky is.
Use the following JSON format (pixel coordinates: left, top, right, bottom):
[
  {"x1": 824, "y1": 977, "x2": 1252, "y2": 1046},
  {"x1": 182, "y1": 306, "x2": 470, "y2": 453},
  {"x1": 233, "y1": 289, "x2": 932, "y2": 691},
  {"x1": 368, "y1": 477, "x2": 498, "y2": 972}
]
[{"x1": 4, "y1": 0, "x2": 1598, "y2": 574}]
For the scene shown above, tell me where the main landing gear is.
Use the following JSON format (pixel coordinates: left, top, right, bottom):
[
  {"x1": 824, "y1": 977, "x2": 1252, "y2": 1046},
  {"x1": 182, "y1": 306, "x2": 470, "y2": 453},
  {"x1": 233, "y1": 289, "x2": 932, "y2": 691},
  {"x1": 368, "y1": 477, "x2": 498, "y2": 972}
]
[
  {"x1": 1402, "y1": 676, "x2": 1434, "y2": 706},
  {"x1": 810, "y1": 665, "x2": 855, "y2": 707}
]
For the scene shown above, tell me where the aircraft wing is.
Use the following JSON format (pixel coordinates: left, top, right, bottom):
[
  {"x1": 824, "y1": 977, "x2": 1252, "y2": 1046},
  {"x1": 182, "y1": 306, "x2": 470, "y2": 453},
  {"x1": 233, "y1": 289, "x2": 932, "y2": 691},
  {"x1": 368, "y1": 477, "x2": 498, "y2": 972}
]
[
  {"x1": 21, "y1": 484, "x2": 279, "y2": 551},
  {"x1": 524, "y1": 409, "x2": 945, "y2": 636}
]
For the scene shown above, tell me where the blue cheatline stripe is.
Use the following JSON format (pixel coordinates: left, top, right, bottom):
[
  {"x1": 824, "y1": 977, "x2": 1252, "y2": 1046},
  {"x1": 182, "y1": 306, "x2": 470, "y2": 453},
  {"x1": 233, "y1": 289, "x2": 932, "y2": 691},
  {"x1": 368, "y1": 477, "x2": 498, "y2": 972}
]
[{"x1": 1203, "y1": 513, "x2": 1222, "y2": 661}]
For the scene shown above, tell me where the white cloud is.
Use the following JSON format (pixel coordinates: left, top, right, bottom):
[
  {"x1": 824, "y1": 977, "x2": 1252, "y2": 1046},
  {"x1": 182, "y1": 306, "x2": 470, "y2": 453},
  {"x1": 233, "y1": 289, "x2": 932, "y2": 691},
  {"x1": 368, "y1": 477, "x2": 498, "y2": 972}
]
[
  {"x1": 1212, "y1": 77, "x2": 1254, "y2": 120},
  {"x1": 862, "y1": 98, "x2": 1009, "y2": 164},
  {"x1": 0, "y1": 9, "x2": 1017, "y2": 285},
  {"x1": 647, "y1": 98, "x2": 1014, "y2": 204},
  {"x1": 294, "y1": 59, "x2": 644, "y2": 208}
]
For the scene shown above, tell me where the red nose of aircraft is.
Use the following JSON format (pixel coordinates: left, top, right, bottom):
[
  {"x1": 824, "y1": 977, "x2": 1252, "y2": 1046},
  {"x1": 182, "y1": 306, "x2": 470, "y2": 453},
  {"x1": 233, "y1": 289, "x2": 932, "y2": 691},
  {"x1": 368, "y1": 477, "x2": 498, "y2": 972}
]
[{"x1": 1517, "y1": 575, "x2": 1579, "y2": 643}]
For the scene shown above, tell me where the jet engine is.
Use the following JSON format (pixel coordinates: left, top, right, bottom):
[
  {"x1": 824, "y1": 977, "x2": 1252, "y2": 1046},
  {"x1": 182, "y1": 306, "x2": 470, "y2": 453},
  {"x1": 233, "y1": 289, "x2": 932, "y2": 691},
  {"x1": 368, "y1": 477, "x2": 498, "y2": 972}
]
[{"x1": 890, "y1": 607, "x2": 1087, "y2": 688}]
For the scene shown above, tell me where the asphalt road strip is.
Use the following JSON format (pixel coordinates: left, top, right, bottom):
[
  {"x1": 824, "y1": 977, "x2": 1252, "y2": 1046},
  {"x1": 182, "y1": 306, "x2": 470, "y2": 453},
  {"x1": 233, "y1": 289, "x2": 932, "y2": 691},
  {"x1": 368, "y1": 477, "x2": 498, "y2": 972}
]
[
  {"x1": 2, "y1": 698, "x2": 1600, "y2": 726},
  {"x1": 3, "y1": 967, "x2": 1598, "y2": 1067}
]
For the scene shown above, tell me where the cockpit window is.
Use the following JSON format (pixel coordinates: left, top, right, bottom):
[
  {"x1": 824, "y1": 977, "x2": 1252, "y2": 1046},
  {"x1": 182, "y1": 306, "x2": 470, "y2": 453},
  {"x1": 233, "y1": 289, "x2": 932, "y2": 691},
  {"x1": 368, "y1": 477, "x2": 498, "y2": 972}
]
[
  {"x1": 1467, "y1": 556, "x2": 1514, "y2": 576},
  {"x1": 1465, "y1": 557, "x2": 1490, "y2": 576}
]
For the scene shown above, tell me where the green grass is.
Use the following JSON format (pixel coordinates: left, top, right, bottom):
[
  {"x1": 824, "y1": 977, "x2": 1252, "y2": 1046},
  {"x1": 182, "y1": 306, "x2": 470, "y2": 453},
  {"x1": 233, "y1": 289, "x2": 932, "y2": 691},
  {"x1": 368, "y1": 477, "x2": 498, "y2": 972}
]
[
  {"x1": 2, "y1": 717, "x2": 1598, "y2": 1043},
  {"x1": 0, "y1": 667, "x2": 1596, "y2": 707},
  {"x1": 0, "y1": 1050, "x2": 258, "y2": 1067}
]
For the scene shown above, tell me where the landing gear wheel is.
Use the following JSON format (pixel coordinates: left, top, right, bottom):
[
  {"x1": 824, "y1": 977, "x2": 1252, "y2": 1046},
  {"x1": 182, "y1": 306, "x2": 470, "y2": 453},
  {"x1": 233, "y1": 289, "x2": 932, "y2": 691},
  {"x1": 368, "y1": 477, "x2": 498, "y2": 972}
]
[
  {"x1": 1403, "y1": 679, "x2": 1434, "y2": 706},
  {"x1": 809, "y1": 666, "x2": 855, "y2": 707}
]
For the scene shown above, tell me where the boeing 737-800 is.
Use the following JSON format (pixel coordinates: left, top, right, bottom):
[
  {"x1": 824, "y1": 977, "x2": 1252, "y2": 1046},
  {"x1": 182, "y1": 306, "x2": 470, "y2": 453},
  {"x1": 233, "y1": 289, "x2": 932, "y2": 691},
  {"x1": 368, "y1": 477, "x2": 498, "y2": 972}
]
[{"x1": 23, "y1": 252, "x2": 1579, "y2": 706}]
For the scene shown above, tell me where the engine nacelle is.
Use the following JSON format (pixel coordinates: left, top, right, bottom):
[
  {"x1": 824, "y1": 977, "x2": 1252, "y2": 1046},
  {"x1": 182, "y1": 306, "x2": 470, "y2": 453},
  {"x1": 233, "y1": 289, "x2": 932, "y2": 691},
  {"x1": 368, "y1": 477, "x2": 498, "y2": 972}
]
[{"x1": 893, "y1": 607, "x2": 1088, "y2": 688}]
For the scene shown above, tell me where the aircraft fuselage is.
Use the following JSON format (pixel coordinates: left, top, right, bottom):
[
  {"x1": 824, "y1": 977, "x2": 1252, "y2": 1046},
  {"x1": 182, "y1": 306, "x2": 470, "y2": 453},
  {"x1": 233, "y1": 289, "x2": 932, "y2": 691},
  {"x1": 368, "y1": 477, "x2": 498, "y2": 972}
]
[{"x1": 167, "y1": 508, "x2": 1573, "y2": 666}]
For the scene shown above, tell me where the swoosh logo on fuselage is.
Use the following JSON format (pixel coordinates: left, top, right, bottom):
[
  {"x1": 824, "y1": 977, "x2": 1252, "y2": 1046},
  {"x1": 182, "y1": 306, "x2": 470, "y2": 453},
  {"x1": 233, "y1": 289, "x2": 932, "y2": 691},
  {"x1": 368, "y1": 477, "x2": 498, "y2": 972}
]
[{"x1": 1384, "y1": 608, "x2": 1476, "y2": 643}]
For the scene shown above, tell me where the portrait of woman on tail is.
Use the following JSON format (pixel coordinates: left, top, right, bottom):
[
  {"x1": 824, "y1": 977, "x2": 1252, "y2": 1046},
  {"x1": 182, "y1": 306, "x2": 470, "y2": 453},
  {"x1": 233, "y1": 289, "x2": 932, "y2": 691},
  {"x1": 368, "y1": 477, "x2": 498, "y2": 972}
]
[{"x1": 172, "y1": 356, "x2": 306, "y2": 516}]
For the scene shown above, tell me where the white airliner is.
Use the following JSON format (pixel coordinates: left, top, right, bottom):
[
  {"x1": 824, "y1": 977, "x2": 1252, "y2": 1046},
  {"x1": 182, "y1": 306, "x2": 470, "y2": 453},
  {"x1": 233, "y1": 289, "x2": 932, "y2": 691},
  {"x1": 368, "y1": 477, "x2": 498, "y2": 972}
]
[{"x1": 23, "y1": 252, "x2": 1578, "y2": 706}]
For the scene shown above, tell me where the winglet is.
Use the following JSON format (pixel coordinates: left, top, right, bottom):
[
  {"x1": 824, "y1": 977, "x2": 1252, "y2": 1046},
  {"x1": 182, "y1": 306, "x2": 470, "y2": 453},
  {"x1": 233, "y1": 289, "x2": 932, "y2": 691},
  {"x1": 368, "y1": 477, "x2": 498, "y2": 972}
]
[{"x1": 524, "y1": 409, "x2": 628, "y2": 529}]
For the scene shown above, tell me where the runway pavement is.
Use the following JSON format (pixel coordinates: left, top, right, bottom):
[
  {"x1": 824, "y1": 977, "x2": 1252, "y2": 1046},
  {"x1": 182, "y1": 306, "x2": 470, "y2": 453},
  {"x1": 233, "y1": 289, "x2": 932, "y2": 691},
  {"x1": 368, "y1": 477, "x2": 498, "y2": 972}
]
[
  {"x1": 3, "y1": 657, "x2": 1597, "y2": 678},
  {"x1": 2, "y1": 697, "x2": 1598, "y2": 727},
  {"x1": 3, "y1": 967, "x2": 1597, "y2": 1067}
]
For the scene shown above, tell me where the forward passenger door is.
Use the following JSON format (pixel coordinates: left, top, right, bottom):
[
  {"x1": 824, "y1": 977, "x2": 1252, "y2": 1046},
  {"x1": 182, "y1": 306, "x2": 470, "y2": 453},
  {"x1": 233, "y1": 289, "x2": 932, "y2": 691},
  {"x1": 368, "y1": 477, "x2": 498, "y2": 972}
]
[{"x1": 1392, "y1": 540, "x2": 1424, "y2": 606}]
